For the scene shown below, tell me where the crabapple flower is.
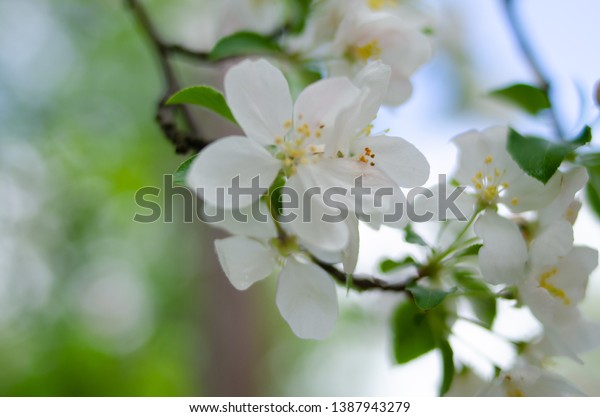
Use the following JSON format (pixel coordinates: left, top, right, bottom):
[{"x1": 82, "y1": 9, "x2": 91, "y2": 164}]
[
  {"x1": 330, "y1": 5, "x2": 433, "y2": 104},
  {"x1": 453, "y1": 126, "x2": 561, "y2": 212},
  {"x1": 187, "y1": 59, "x2": 429, "y2": 252},
  {"x1": 214, "y1": 235, "x2": 338, "y2": 340},
  {"x1": 475, "y1": 211, "x2": 599, "y2": 347},
  {"x1": 483, "y1": 364, "x2": 585, "y2": 397}
]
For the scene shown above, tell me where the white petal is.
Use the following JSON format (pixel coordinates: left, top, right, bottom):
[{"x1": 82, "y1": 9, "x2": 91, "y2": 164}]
[
  {"x1": 540, "y1": 318, "x2": 600, "y2": 362},
  {"x1": 529, "y1": 220, "x2": 573, "y2": 273},
  {"x1": 539, "y1": 167, "x2": 588, "y2": 226},
  {"x1": 203, "y1": 200, "x2": 278, "y2": 241},
  {"x1": 214, "y1": 236, "x2": 274, "y2": 290},
  {"x1": 342, "y1": 214, "x2": 360, "y2": 273},
  {"x1": 186, "y1": 135, "x2": 281, "y2": 208},
  {"x1": 293, "y1": 76, "x2": 361, "y2": 151},
  {"x1": 224, "y1": 59, "x2": 292, "y2": 146},
  {"x1": 282, "y1": 162, "x2": 353, "y2": 252},
  {"x1": 474, "y1": 211, "x2": 528, "y2": 285},
  {"x1": 276, "y1": 257, "x2": 338, "y2": 339},
  {"x1": 500, "y1": 171, "x2": 562, "y2": 213},
  {"x1": 352, "y1": 61, "x2": 391, "y2": 128},
  {"x1": 352, "y1": 135, "x2": 430, "y2": 188}
]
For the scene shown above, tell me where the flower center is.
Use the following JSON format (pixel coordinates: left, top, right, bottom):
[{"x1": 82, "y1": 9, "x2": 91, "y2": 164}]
[
  {"x1": 471, "y1": 155, "x2": 514, "y2": 205},
  {"x1": 538, "y1": 267, "x2": 570, "y2": 305},
  {"x1": 357, "y1": 147, "x2": 376, "y2": 167},
  {"x1": 274, "y1": 117, "x2": 327, "y2": 175},
  {"x1": 350, "y1": 39, "x2": 382, "y2": 62},
  {"x1": 367, "y1": 0, "x2": 397, "y2": 11}
]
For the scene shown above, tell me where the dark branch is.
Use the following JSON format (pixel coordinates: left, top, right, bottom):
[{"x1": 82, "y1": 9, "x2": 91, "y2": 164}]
[
  {"x1": 502, "y1": 0, "x2": 566, "y2": 139},
  {"x1": 125, "y1": 0, "x2": 208, "y2": 154},
  {"x1": 312, "y1": 258, "x2": 429, "y2": 293}
]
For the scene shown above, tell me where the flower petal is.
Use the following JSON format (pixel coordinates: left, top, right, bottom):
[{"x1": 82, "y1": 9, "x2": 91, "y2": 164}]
[
  {"x1": 276, "y1": 257, "x2": 338, "y2": 339},
  {"x1": 474, "y1": 210, "x2": 528, "y2": 285},
  {"x1": 352, "y1": 135, "x2": 430, "y2": 188},
  {"x1": 539, "y1": 167, "x2": 588, "y2": 226},
  {"x1": 293, "y1": 76, "x2": 361, "y2": 151},
  {"x1": 224, "y1": 59, "x2": 292, "y2": 146},
  {"x1": 529, "y1": 220, "x2": 574, "y2": 273},
  {"x1": 203, "y1": 200, "x2": 278, "y2": 241},
  {"x1": 214, "y1": 236, "x2": 274, "y2": 290},
  {"x1": 352, "y1": 61, "x2": 391, "y2": 129},
  {"x1": 186, "y1": 135, "x2": 281, "y2": 208}
]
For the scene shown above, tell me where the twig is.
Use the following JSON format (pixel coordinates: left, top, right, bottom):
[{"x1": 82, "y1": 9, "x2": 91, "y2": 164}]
[
  {"x1": 313, "y1": 258, "x2": 429, "y2": 293},
  {"x1": 502, "y1": 0, "x2": 566, "y2": 139},
  {"x1": 125, "y1": 0, "x2": 207, "y2": 154}
]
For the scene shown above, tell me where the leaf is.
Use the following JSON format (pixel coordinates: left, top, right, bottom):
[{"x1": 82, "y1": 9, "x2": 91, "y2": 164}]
[
  {"x1": 454, "y1": 244, "x2": 482, "y2": 258},
  {"x1": 380, "y1": 256, "x2": 416, "y2": 273},
  {"x1": 489, "y1": 83, "x2": 550, "y2": 115},
  {"x1": 391, "y1": 301, "x2": 437, "y2": 364},
  {"x1": 507, "y1": 127, "x2": 591, "y2": 184},
  {"x1": 287, "y1": 0, "x2": 312, "y2": 33},
  {"x1": 167, "y1": 86, "x2": 237, "y2": 124},
  {"x1": 404, "y1": 224, "x2": 427, "y2": 246},
  {"x1": 587, "y1": 183, "x2": 600, "y2": 220},
  {"x1": 209, "y1": 31, "x2": 282, "y2": 61},
  {"x1": 581, "y1": 153, "x2": 600, "y2": 220},
  {"x1": 173, "y1": 155, "x2": 196, "y2": 186},
  {"x1": 407, "y1": 283, "x2": 455, "y2": 311},
  {"x1": 454, "y1": 270, "x2": 497, "y2": 329},
  {"x1": 438, "y1": 340, "x2": 455, "y2": 396},
  {"x1": 267, "y1": 174, "x2": 287, "y2": 217}
]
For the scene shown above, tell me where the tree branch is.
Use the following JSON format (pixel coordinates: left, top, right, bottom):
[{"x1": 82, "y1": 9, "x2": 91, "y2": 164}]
[
  {"x1": 125, "y1": 0, "x2": 208, "y2": 154},
  {"x1": 502, "y1": 0, "x2": 566, "y2": 139},
  {"x1": 312, "y1": 258, "x2": 429, "y2": 293}
]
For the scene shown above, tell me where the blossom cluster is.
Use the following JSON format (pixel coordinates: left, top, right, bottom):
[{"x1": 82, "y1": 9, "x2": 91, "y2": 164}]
[{"x1": 162, "y1": 0, "x2": 600, "y2": 396}]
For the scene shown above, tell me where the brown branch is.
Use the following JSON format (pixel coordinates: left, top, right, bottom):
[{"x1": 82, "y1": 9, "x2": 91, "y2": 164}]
[
  {"x1": 312, "y1": 258, "x2": 429, "y2": 293},
  {"x1": 502, "y1": 0, "x2": 566, "y2": 139},
  {"x1": 125, "y1": 0, "x2": 208, "y2": 154}
]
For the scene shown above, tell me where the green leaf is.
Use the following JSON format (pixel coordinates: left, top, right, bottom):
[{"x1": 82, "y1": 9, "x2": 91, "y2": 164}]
[
  {"x1": 407, "y1": 283, "x2": 455, "y2": 311},
  {"x1": 581, "y1": 153, "x2": 600, "y2": 220},
  {"x1": 507, "y1": 128, "x2": 590, "y2": 184},
  {"x1": 166, "y1": 86, "x2": 237, "y2": 124},
  {"x1": 454, "y1": 270, "x2": 497, "y2": 329},
  {"x1": 209, "y1": 31, "x2": 281, "y2": 61},
  {"x1": 454, "y1": 244, "x2": 482, "y2": 258},
  {"x1": 489, "y1": 83, "x2": 550, "y2": 115},
  {"x1": 173, "y1": 155, "x2": 196, "y2": 186},
  {"x1": 267, "y1": 174, "x2": 287, "y2": 217},
  {"x1": 587, "y1": 183, "x2": 600, "y2": 220},
  {"x1": 438, "y1": 340, "x2": 455, "y2": 396},
  {"x1": 391, "y1": 301, "x2": 437, "y2": 364},
  {"x1": 404, "y1": 224, "x2": 427, "y2": 246},
  {"x1": 571, "y1": 125, "x2": 593, "y2": 147},
  {"x1": 287, "y1": 0, "x2": 312, "y2": 33},
  {"x1": 380, "y1": 256, "x2": 416, "y2": 273}
]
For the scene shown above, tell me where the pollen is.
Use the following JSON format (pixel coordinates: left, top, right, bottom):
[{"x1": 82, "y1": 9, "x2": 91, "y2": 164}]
[
  {"x1": 275, "y1": 137, "x2": 283, "y2": 144},
  {"x1": 296, "y1": 123, "x2": 311, "y2": 137},
  {"x1": 351, "y1": 39, "x2": 382, "y2": 61},
  {"x1": 367, "y1": 0, "x2": 396, "y2": 10},
  {"x1": 539, "y1": 267, "x2": 570, "y2": 305},
  {"x1": 283, "y1": 119, "x2": 292, "y2": 129},
  {"x1": 484, "y1": 155, "x2": 493, "y2": 164},
  {"x1": 483, "y1": 185, "x2": 498, "y2": 202},
  {"x1": 511, "y1": 197, "x2": 519, "y2": 206}
]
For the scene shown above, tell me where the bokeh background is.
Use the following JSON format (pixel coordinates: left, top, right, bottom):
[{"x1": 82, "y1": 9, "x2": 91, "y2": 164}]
[{"x1": 1, "y1": 0, "x2": 599, "y2": 396}]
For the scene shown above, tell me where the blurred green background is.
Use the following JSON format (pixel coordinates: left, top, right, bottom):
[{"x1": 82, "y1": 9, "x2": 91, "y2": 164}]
[{"x1": 1, "y1": 0, "x2": 600, "y2": 397}]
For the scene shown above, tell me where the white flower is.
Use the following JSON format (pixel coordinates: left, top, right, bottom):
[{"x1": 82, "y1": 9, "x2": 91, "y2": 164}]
[
  {"x1": 214, "y1": 235, "x2": 338, "y2": 340},
  {"x1": 453, "y1": 126, "x2": 562, "y2": 212},
  {"x1": 330, "y1": 8, "x2": 432, "y2": 104},
  {"x1": 538, "y1": 167, "x2": 588, "y2": 227},
  {"x1": 483, "y1": 364, "x2": 585, "y2": 396},
  {"x1": 475, "y1": 211, "x2": 598, "y2": 342},
  {"x1": 187, "y1": 59, "x2": 429, "y2": 252}
]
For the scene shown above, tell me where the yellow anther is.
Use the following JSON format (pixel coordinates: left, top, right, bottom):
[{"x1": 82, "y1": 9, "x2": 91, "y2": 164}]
[
  {"x1": 502, "y1": 182, "x2": 509, "y2": 188},
  {"x1": 283, "y1": 120, "x2": 292, "y2": 129},
  {"x1": 475, "y1": 183, "x2": 483, "y2": 190},
  {"x1": 484, "y1": 155, "x2": 493, "y2": 164},
  {"x1": 296, "y1": 123, "x2": 311, "y2": 137},
  {"x1": 367, "y1": 0, "x2": 396, "y2": 10},
  {"x1": 483, "y1": 185, "x2": 498, "y2": 202},
  {"x1": 511, "y1": 197, "x2": 519, "y2": 206},
  {"x1": 539, "y1": 267, "x2": 570, "y2": 305},
  {"x1": 359, "y1": 155, "x2": 368, "y2": 163},
  {"x1": 476, "y1": 171, "x2": 483, "y2": 179},
  {"x1": 370, "y1": 162, "x2": 375, "y2": 166},
  {"x1": 315, "y1": 131, "x2": 321, "y2": 138},
  {"x1": 351, "y1": 39, "x2": 382, "y2": 61},
  {"x1": 275, "y1": 137, "x2": 283, "y2": 144},
  {"x1": 495, "y1": 168, "x2": 501, "y2": 177}
]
